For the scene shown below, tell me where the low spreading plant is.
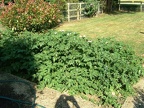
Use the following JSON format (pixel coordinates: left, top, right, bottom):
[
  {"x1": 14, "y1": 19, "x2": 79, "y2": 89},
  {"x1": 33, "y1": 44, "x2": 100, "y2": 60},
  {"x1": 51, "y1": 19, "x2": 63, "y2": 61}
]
[
  {"x1": 0, "y1": 30, "x2": 143, "y2": 107},
  {"x1": 0, "y1": 0, "x2": 62, "y2": 32}
]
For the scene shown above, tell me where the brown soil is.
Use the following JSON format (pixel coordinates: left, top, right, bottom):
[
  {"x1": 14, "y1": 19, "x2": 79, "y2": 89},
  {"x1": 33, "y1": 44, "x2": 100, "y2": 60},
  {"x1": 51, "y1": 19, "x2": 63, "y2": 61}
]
[
  {"x1": 0, "y1": 73, "x2": 144, "y2": 108},
  {"x1": 36, "y1": 88, "x2": 99, "y2": 108}
]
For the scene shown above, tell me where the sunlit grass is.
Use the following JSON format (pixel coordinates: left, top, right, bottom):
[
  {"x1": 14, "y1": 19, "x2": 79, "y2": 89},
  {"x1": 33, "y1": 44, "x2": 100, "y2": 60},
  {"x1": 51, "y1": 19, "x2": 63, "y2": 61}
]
[{"x1": 56, "y1": 12, "x2": 144, "y2": 56}]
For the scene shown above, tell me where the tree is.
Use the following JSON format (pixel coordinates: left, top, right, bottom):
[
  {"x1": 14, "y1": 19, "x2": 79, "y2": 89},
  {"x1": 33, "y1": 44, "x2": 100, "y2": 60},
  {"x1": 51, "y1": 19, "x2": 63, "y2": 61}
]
[{"x1": 100, "y1": 0, "x2": 118, "y2": 13}]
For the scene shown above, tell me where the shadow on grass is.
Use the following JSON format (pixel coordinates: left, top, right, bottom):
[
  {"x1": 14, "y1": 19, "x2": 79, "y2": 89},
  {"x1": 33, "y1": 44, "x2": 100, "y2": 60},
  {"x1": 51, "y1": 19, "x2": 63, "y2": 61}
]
[
  {"x1": 140, "y1": 32, "x2": 144, "y2": 34},
  {"x1": 55, "y1": 94, "x2": 80, "y2": 108},
  {"x1": 133, "y1": 89, "x2": 144, "y2": 108},
  {"x1": 109, "y1": 11, "x2": 136, "y2": 15}
]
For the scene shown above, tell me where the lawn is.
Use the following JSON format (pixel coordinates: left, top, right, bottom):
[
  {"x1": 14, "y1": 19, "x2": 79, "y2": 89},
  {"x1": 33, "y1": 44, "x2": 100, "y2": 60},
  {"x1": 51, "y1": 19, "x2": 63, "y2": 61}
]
[{"x1": 56, "y1": 12, "x2": 144, "y2": 56}]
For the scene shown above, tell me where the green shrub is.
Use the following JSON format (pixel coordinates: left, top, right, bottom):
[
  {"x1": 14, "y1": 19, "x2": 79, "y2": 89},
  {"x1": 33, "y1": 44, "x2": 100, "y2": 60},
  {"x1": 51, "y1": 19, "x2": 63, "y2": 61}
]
[
  {"x1": 121, "y1": 5, "x2": 140, "y2": 12},
  {"x1": 3, "y1": 0, "x2": 14, "y2": 5},
  {"x1": 0, "y1": 30, "x2": 143, "y2": 107},
  {"x1": 0, "y1": 30, "x2": 36, "y2": 78},
  {"x1": 0, "y1": 0, "x2": 62, "y2": 32},
  {"x1": 84, "y1": 0, "x2": 98, "y2": 17}
]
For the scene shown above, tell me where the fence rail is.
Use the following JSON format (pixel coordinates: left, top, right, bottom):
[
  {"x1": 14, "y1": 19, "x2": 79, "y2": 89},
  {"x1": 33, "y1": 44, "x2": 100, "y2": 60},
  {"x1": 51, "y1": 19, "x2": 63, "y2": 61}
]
[
  {"x1": 67, "y1": 3, "x2": 85, "y2": 22},
  {"x1": 67, "y1": 2, "x2": 101, "y2": 22},
  {"x1": 119, "y1": 0, "x2": 144, "y2": 11}
]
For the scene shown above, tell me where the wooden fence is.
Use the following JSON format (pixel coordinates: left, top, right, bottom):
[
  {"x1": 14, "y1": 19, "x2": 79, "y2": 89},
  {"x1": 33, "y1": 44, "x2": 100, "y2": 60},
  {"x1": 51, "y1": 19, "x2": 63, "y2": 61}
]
[
  {"x1": 67, "y1": 3, "x2": 85, "y2": 22},
  {"x1": 67, "y1": 2, "x2": 101, "y2": 22},
  {"x1": 119, "y1": 0, "x2": 144, "y2": 11}
]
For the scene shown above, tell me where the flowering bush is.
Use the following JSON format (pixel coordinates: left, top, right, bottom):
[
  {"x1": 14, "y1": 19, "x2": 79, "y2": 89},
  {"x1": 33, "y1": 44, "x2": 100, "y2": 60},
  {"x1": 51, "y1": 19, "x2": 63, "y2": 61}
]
[{"x1": 0, "y1": 0, "x2": 62, "y2": 32}]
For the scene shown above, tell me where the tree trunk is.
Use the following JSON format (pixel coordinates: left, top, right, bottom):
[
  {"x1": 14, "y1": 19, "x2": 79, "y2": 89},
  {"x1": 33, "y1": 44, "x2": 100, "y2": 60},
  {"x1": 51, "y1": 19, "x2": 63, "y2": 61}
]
[{"x1": 106, "y1": 0, "x2": 113, "y2": 13}]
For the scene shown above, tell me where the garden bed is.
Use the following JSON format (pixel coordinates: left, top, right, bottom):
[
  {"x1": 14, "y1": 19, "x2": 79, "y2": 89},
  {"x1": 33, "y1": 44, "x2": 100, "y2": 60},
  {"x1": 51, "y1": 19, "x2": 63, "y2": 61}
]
[{"x1": 0, "y1": 73, "x2": 144, "y2": 108}]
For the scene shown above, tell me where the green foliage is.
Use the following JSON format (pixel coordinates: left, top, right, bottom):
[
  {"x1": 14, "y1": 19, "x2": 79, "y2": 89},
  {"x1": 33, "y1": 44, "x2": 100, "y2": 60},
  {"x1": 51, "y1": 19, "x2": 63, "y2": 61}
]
[
  {"x1": 44, "y1": 0, "x2": 67, "y2": 20},
  {"x1": 0, "y1": 30, "x2": 36, "y2": 78},
  {"x1": 84, "y1": 0, "x2": 98, "y2": 17},
  {"x1": 0, "y1": 30, "x2": 143, "y2": 107},
  {"x1": 121, "y1": 5, "x2": 140, "y2": 12},
  {"x1": 3, "y1": 0, "x2": 14, "y2": 4},
  {"x1": 44, "y1": 0, "x2": 66, "y2": 9},
  {"x1": 0, "y1": 0, "x2": 62, "y2": 32}
]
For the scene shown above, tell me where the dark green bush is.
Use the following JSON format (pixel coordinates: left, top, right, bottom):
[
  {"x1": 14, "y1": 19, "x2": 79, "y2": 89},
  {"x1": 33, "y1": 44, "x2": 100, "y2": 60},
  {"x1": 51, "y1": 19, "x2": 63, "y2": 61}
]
[
  {"x1": 120, "y1": 5, "x2": 140, "y2": 12},
  {"x1": 0, "y1": 0, "x2": 62, "y2": 32},
  {"x1": 0, "y1": 30, "x2": 143, "y2": 107},
  {"x1": 0, "y1": 30, "x2": 36, "y2": 78},
  {"x1": 84, "y1": 0, "x2": 98, "y2": 17}
]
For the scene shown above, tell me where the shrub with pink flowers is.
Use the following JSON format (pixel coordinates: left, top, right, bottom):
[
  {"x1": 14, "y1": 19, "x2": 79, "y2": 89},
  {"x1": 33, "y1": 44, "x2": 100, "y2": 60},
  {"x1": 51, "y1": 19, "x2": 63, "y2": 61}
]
[{"x1": 0, "y1": 0, "x2": 62, "y2": 32}]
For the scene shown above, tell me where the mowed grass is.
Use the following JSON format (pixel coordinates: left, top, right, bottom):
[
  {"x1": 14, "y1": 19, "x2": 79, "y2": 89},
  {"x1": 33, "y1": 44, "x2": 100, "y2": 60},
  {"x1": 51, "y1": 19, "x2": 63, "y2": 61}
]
[{"x1": 56, "y1": 12, "x2": 144, "y2": 56}]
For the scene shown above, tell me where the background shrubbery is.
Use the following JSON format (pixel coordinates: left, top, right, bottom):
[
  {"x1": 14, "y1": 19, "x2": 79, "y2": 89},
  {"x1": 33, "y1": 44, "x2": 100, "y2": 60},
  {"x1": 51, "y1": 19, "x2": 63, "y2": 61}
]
[
  {"x1": 84, "y1": 0, "x2": 99, "y2": 17},
  {"x1": 0, "y1": 30, "x2": 143, "y2": 107},
  {"x1": 0, "y1": 0, "x2": 62, "y2": 32},
  {"x1": 120, "y1": 5, "x2": 140, "y2": 12}
]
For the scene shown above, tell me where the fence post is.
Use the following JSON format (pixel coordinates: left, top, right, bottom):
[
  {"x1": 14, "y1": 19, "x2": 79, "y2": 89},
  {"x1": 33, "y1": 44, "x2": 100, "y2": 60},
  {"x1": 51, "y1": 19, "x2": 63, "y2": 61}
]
[
  {"x1": 67, "y1": 3, "x2": 70, "y2": 22},
  {"x1": 140, "y1": 2, "x2": 142, "y2": 12},
  {"x1": 67, "y1": 3, "x2": 86, "y2": 22},
  {"x1": 80, "y1": 3, "x2": 82, "y2": 20},
  {"x1": 77, "y1": 4, "x2": 80, "y2": 20},
  {"x1": 118, "y1": 0, "x2": 121, "y2": 11},
  {"x1": 97, "y1": 1, "x2": 100, "y2": 14}
]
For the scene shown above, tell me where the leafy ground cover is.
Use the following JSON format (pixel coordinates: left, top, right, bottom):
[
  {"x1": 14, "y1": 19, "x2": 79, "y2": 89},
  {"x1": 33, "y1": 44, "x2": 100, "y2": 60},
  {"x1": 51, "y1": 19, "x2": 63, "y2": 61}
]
[
  {"x1": 56, "y1": 12, "x2": 144, "y2": 56},
  {"x1": 0, "y1": 30, "x2": 143, "y2": 107}
]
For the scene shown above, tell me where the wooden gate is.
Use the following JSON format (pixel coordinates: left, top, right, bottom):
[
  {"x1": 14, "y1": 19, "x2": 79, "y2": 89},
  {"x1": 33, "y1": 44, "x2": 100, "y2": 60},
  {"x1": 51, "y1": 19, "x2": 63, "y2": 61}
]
[{"x1": 67, "y1": 3, "x2": 86, "y2": 22}]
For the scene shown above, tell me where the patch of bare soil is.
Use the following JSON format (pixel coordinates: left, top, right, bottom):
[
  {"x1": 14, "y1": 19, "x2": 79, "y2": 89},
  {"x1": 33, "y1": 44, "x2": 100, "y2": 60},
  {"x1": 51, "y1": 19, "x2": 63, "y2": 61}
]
[
  {"x1": 0, "y1": 73, "x2": 144, "y2": 108},
  {"x1": 0, "y1": 73, "x2": 99, "y2": 108},
  {"x1": 36, "y1": 88, "x2": 99, "y2": 108}
]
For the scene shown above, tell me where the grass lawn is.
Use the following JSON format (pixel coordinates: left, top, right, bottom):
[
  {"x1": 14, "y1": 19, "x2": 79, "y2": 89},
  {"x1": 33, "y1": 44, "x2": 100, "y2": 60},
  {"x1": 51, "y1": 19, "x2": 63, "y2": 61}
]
[{"x1": 56, "y1": 12, "x2": 144, "y2": 56}]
